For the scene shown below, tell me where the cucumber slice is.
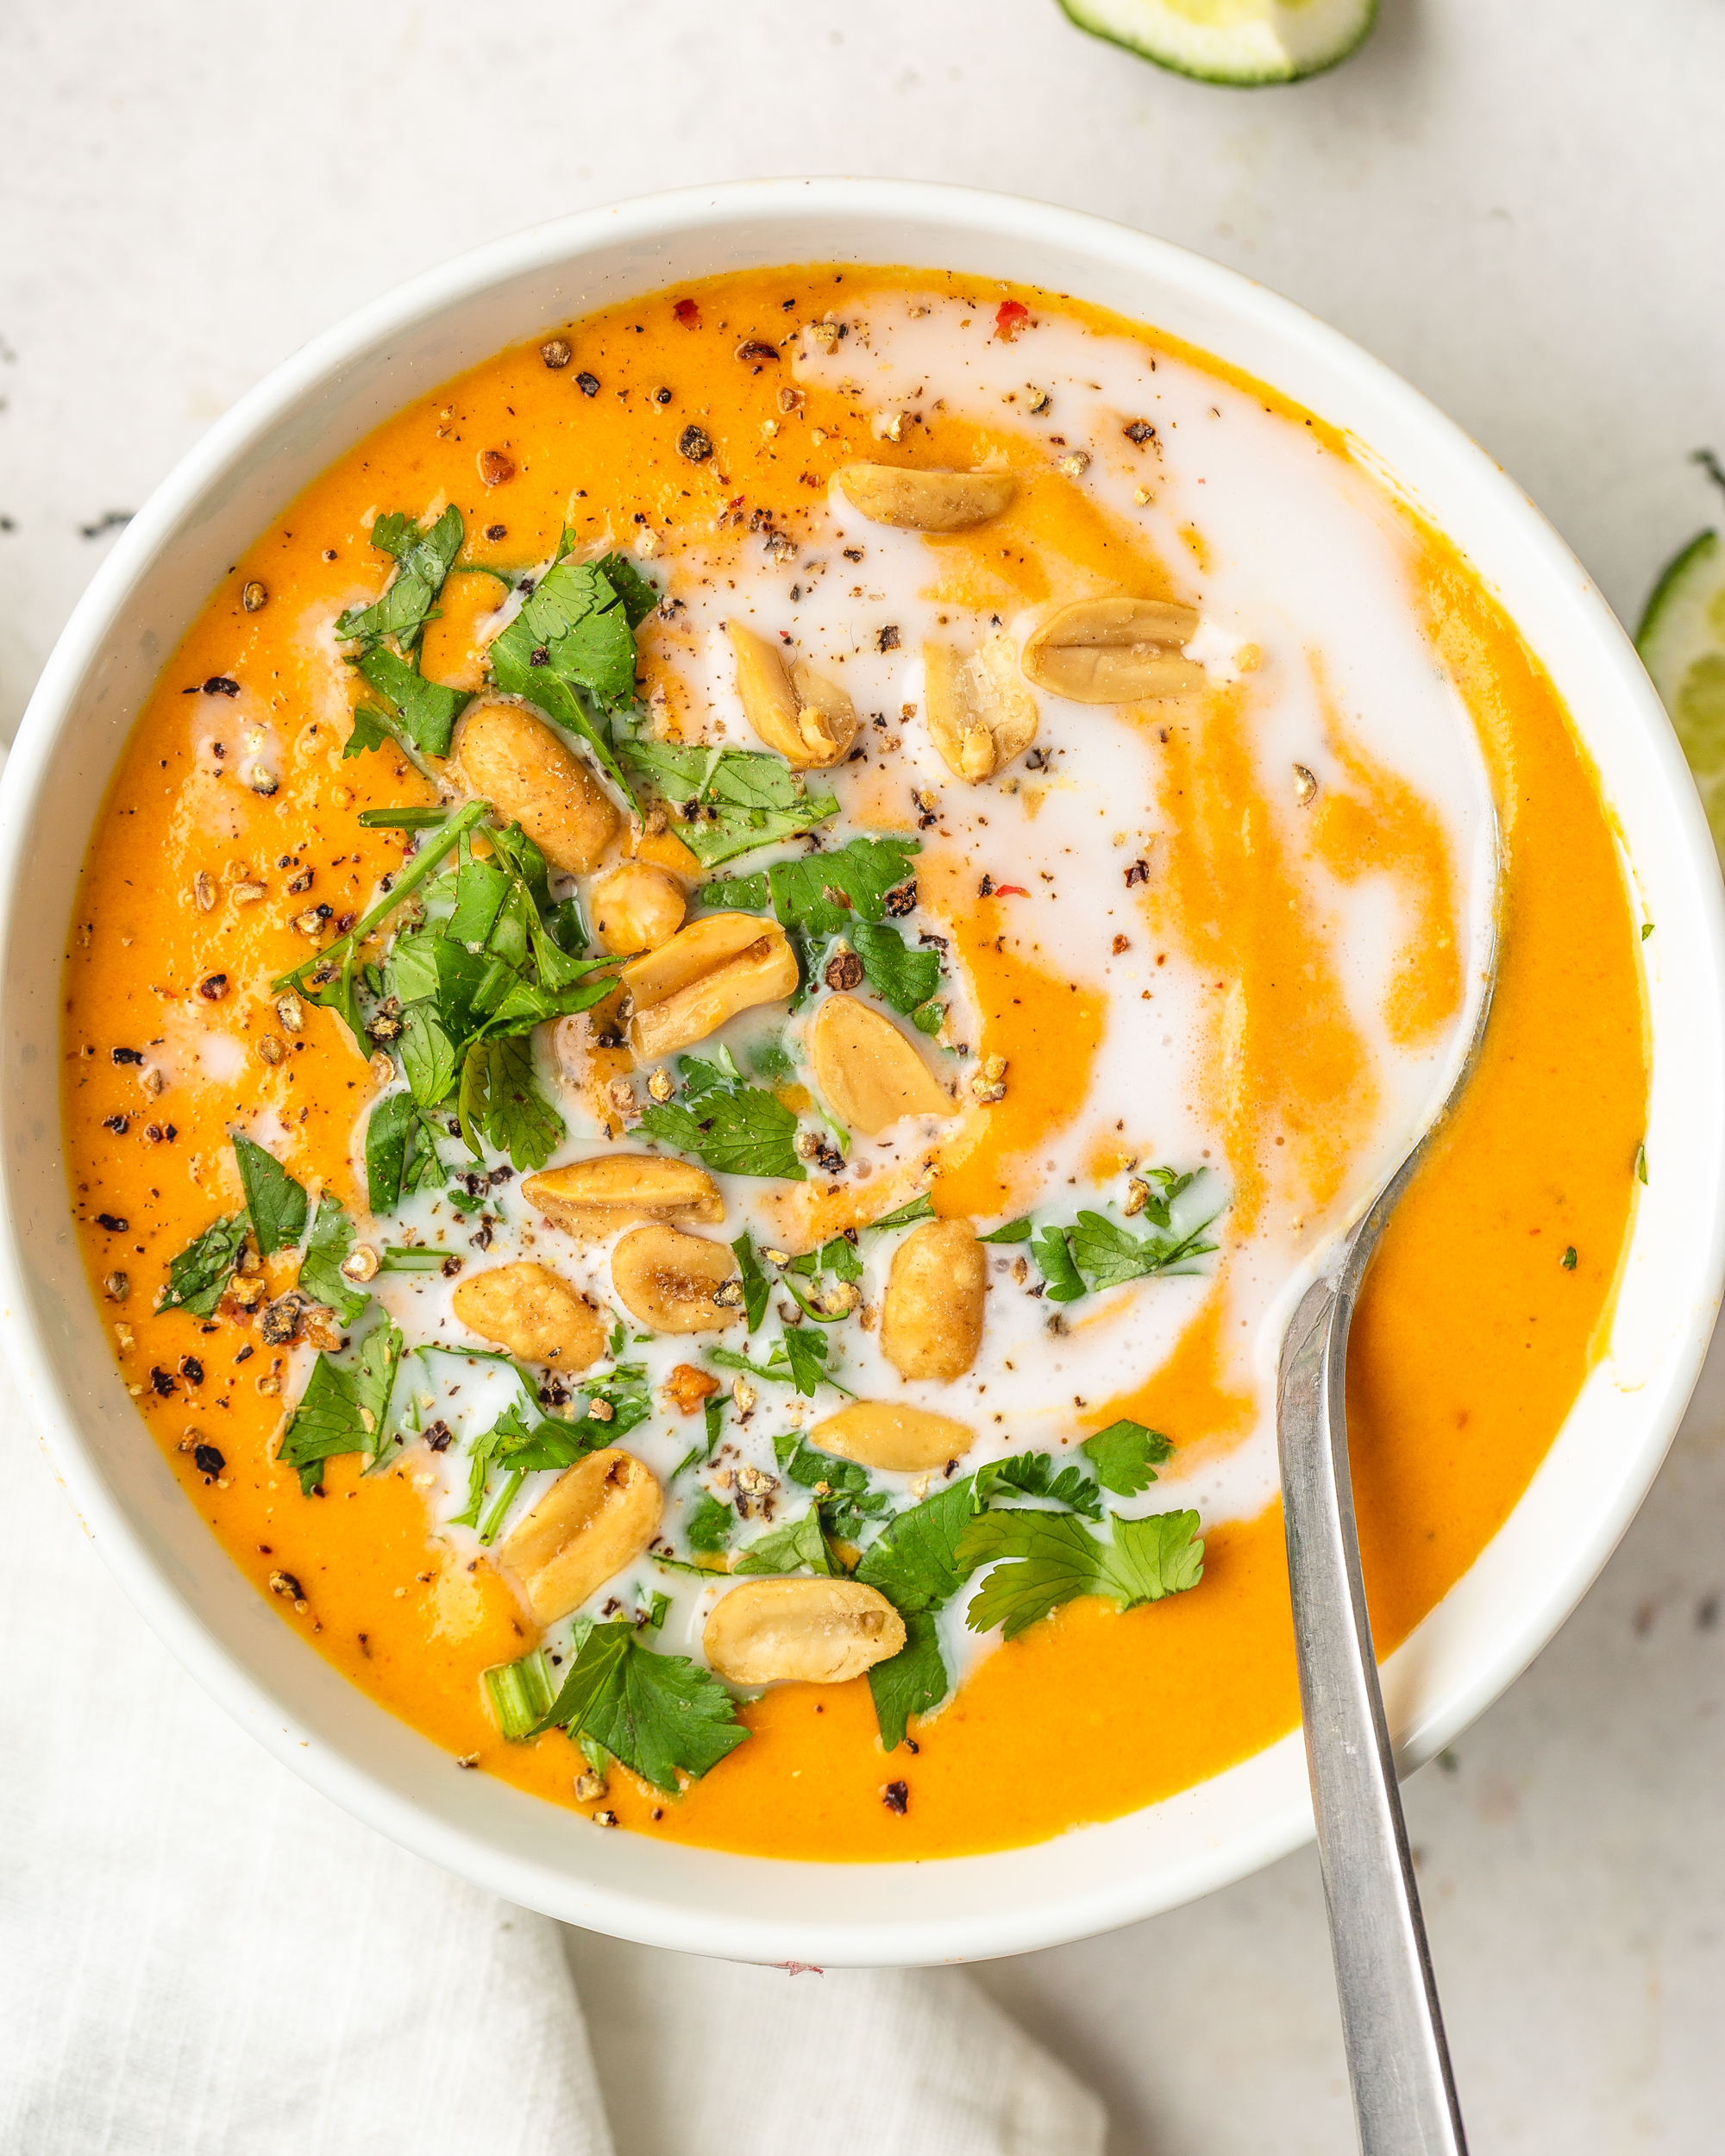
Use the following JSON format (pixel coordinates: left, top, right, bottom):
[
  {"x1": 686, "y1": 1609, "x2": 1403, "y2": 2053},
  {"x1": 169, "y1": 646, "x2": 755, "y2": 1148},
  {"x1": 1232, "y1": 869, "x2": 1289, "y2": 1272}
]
[
  {"x1": 1636, "y1": 529, "x2": 1725, "y2": 860},
  {"x1": 1059, "y1": 0, "x2": 1377, "y2": 85}
]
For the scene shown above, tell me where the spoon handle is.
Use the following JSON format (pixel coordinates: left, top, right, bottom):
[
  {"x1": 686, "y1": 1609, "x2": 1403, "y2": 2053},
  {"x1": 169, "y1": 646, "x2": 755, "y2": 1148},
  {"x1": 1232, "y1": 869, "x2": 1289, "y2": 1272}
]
[{"x1": 1277, "y1": 1275, "x2": 1469, "y2": 2156}]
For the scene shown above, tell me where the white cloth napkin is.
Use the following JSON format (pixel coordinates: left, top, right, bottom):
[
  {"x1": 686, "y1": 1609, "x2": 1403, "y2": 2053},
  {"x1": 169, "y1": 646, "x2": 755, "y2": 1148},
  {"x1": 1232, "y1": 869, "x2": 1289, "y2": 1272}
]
[{"x1": 0, "y1": 1363, "x2": 1104, "y2": 2156}]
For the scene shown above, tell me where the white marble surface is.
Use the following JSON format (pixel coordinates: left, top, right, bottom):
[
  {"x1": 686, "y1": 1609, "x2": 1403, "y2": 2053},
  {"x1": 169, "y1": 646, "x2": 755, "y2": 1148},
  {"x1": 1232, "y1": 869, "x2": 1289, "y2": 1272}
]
[{"x1": 5, "y1": 1, "x2": 1725, "y2": 2147}]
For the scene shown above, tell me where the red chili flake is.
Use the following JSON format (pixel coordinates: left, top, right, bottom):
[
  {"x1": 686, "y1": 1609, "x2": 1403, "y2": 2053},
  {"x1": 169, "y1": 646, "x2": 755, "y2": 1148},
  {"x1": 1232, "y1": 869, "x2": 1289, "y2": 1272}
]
[
  {"x1": 994, "y1": 300, "x2": 1030, "y2": 342},
  {"x1": 674, "y1": 298, "x2": 700, "y2": 328},
  {"x1": 994, "y1": 884, "x2": 1030, "y2": 898}
]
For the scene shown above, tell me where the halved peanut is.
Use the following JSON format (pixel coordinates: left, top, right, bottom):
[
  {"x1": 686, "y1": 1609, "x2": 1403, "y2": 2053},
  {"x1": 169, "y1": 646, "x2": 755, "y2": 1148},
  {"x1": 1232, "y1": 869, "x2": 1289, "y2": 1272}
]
[
  {"x1": 522, "y1": 1154, "x2": 724, "y2": 1240},
  {"x1": 590, "y1": 862, "x2": 687, "y2": 955},
  {"x1": 1020, "y1": 597, "x2": 1204, "y2": 704},
  {"x1": 454, "y1": 699, "x2": 619, "y2": 872},
  {"x1": 881, "y1": 1219, "x2": 986, "y2": 1382},
  {"x1": 451, "y1": 1262, "x2": 608, "y2": 1370},
  {"x1": 727, "y1": 622, "x2": 858, "y2": 768},
  {"x1": 611, "y1": 1223, "x2": 741, "y2": 1333},
  {"x1": 624, "y1": 912, "x2": 799, "y2": 1060},
  {"x1": 807, "y1": 995, "x2": 953, "y2": 1136},
  {"x1": 498, "y1": 1447, "x2": 662, "y2": 1626},
  {"x1": 813, "y1": 1400, "x2": 976, "y2": 1473},
  {"x1": 924, "y1": 633, "x2": 1038, "y2": 782},
  {"x1": 702, "y1": 1578, "x2": 906, "y2": 1684},
  {"x1": 834, "y1": 464, "x2": 1016, "y2": 532}
]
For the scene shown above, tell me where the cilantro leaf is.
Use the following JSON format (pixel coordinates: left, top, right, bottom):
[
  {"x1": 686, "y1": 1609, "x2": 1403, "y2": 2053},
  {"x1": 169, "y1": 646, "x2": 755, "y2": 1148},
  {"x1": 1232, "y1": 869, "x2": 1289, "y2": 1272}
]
[
  {"x1": 277, "y1": 1316, "x2": 404, "y2": 1495},
  {"x1": 159, "y1": 1212, "x2": 249, "y2": 1317},
  {"x1": 336, "y1": 505, "x2": 464, "y2": 650},
  {"x1": 850, "y1": 919, "x2": 942, "y2": 1016},
  {"x1": 731, "y1": 1232, "x2": 771, "y2": 1332},
  {"x1": 1029, "y1": 1225, "x2": 1087, "y2": 1302},
  {"x1": 1080, "y1": 1420, "x2": 1173, "y2": 1496},
  {"x1": 696, "y1": 869, "x2": 770, "y2": 912},
  {"x1": 640, "y1": 1066, "x2": 804, "y2": 1180},
  {"x1": 590, "y1": 549, "x2": 659, "y2": 630},
  {"x1": 854, "y1": 1477, "x2": 977, "y2": 1614},
  {"x1": 760, "y1": 836, "x2": 920, "y2": 938},
  {"x1": 1068, "y1": 1208, "x2": 1218, "y2": 1290},
  {"x1": 956, "y1": 1507, "x2": 1204, "y2": 1640},
  {"x1": 867, "y1": 1611, "x2": 948, "y2": 1754},
  {"x1": 686, "y1": 1494, "x2": 735, "y2": 1552},
  {"x1": 353, "y1": 646, "x2": 470, "y2": 760},
  {"x1": 865, "y1": 1194, "x2": 935, "y2": 1232},
  {"x1": 365, "y1": 1089, "x2": 440, "y2": 1213},
  {"x1": 399, "y1": 1004, "x2": 460, "y2": 1109},
  {"x1": 781, "y1": 1324, "x2": 831, "y2": 1397},
  {"x1": 977, "y1": 1216, "x2": 1034, "y2": 1244},
  {"x1": 973, "y1": 1450, "x2": 1103, "y2": 1521},
  {"x1": 457, "y1": 1033, "x2": 565, "y2": 1172},
  {"x1": 773, "y1": 1433, "x2": 891, "y2": 1539},
  {"x1": 536, "y1": 1618, "x2": 750, "y2": 1792},
  {"x1": 232, "y1": 1134, "x2": 308, "y2": 1257},
  {"x1": 487, "y1": 555, "x2": 649, "y2": 802},
  {"x1": 622, "y1": 740, "x2": 838, "y2": 868},
  {"x1": 298, "y1": 1194, "x2": 368, "y2": 1326},
  {"x1": 733, "y1": 1507, "x2": 834, "y2": 1576}
]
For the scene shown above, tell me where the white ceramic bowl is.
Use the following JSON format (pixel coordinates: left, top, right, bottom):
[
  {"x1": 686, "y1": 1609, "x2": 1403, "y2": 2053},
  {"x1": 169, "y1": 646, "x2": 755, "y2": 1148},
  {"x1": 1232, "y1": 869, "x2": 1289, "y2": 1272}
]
[{"x1": 5, "y1": 179, "x2": 1722, "y2": 1969}]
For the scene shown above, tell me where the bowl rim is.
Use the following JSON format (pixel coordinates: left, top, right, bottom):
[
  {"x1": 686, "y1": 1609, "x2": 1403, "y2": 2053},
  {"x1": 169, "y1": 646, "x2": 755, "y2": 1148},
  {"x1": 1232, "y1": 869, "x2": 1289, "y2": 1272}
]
[{"x1": 6, "y1": 175, "x2": 1722, "y2": 1967}]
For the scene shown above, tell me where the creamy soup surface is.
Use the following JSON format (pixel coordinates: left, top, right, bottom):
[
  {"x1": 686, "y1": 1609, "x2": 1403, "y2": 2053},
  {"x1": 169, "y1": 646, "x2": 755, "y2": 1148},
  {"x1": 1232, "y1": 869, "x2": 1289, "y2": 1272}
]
[{"x1": 63, "y1": 268, "x2": 1647, "y2": 1858}]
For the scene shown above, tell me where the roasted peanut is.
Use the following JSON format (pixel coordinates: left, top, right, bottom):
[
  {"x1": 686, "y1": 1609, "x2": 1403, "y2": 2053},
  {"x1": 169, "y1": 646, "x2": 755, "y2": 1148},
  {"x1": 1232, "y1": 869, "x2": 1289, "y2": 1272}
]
[
  {"x1": 522, "y1": 1154, "x2": 724, "y2": 1240},
  {"x1": 624, "y1": 912, "x2": 799, "y2": 1060},
  {"x1": 702, "y1": 1578, "x2": 906, "y2": 1684},
  {"x1": 812, "y1": 1400, "x2": 976, "y2": 1473},
  {"x1": 806, "y1": 994, "x2": 953, "y2": 1135},
  {"x1": 454, "y1": 699, "x2": 619, "y2": 872},
  {"x1": 1019, "y1": 597, "x2": 1204, "y2": 704},
  {"x1": 923, "y1": 633, "x2": 1038, "y2": 782},
  {"x1": 610, "y1": 1223, "x2": 742, "y2": 1333},
  {"x1": 498, "y1": 1448, "x2": 662, "y2": 1626},
  {"x1": 834, "y1": 464, "x2": 1016, "y2": 532},
  {"x1": 589, "y1": 862, "x2": 687, "y2": 955},
  {"x1": 881, "y1": 1219, "x2": 987, "y2": 1382},
  {"x1": 726, "y1": 621, "x2": 859, "y2": 768},
  {"x1": 451, "y1": 1262, "x2": 608, "y2": 1369}
]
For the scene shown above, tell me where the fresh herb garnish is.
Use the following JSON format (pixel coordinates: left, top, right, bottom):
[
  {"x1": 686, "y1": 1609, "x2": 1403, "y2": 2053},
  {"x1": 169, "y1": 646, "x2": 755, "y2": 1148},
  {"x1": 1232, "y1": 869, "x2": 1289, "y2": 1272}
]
[
  {"x1": 973, "y1": 1450, "x2": 1103, "y2": 1520},
  {"x1": 158, "y1": 1213, "x2": 249, "y2": 1317},
  {"x1": 866, "y1": 1613, "x2": 949, "y2": 1756},
  {"x1": 772, "y1": 1432, "x2": 891, "y2": 1539},
  {"x1": 731, "y1": 1232, "x2": 771, "y2": 1332},
  {"x1": 277, "y1": 1315, "x2": 404, "y2": 1495},
  {"x1": 686, "y1": 1493, "x2": 736, "y2": 1552},
  {"x1": 365, "y1": 1092, "x2": 447, "y2": 1213},
  {"x1": 989, "y1": 1173, "x2": 1220, "y2": 1303},
  {"x1": 732, "y1": 1507, "x2": 835, "y2": 1576},
  {"x1": 336, "y1": 505, "x2": 463, "y2": 652},
  {"x1": 957, "y1": 1507, "x2": 1203, "y2": 1641},
  {"x1": 854, "y1": 1478, "x2": 978, "y2": 1751},
  {"x1": 1079, "y1": 1420, "x2": 1173, "y2": 1495},
  {"x1": 639, "y1": 1049, "x2": 805, "y2": 1180},
  {"x1": 349, "y1": 646, "x2": 471, "y2": 762},
  {"x1": 865, "y1": 1194, "x2": 936, "y2": 1232},
  {"x1": 483, "y1": 1647, "x2": 556, "y2": 1740},
  {"x1": 533, "y1": 1616, "x2": 750, "y2": 1792},
  {"x1": 487, "y1": 551, "x2": 655, "y2": 805},
  {"x1": 231, "y1": 1133, "x2": 308, "y2": 1257},
  {"x1": 298, "y1": 1194, "x2": 368, "y2": 1326},
  {"x1": 700, "y1": 835, "x2": 920, "y2": 937},
  {"x1": 622, "y1": 740, "x2": 838, "y2": 868}
]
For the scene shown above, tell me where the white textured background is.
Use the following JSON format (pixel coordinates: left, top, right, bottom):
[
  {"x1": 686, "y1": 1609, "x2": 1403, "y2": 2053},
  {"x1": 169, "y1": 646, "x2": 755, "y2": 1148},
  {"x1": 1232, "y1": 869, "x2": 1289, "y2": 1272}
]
[{"x1": 4, "y1": 1, "x2": 1725, "y2": 2148}]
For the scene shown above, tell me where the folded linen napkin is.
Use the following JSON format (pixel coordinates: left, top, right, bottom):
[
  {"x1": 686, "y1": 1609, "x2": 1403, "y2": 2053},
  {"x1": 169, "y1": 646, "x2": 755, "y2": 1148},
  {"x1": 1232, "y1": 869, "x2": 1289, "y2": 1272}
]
[{"x1": 0, "y1": 1363, "x2": 1104, "y2": 2156}]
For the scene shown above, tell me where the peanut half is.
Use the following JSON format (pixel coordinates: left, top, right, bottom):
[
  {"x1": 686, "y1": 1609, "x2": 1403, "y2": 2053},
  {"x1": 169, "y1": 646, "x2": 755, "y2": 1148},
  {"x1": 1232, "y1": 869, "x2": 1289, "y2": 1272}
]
[
  {"x1": 834, "y1": 464, "x2": 1016, "y2": 532},
  {"x1": 611, "y1": 1223, "x2": 742, "y2": 1333},
  {"x1": 454, "y1": 699, "x2": 619, "y2": 873},
  {"x1": 924, "y1": 633, "x2": 1038, "y2": 782},
  {"x1": 1019, "y1": 597, "x2": 1204, "y2": 705},
  {"x1": 727, "y1": 622, "x2": 858, "y2": 768},
  {"x1": 702, "y1": 1578, "x2": 906, "y2": 1685},
  {"x1": 522, "y1": 1154, "x2": 724, "y2": 1241},
  {"x1": 451, "y1": 1262, "x2": 609, "y2": 1370},
  {"x1": 590, "y1": 862, "x2": 687, "y2": 956},
  {"x1": 623, "y1": 912, "x2": 800, "y2": 1061},
  {"x1": 806, "y1": 995, "x2": 954, "y2": 1136},
  {"x1": 499, "y1": 1447, "x2": 662, "y2": 1626},
  {"x1": 813, "y1": 1400, "x2": 976, "y2": 1473},
  {"x1": 881, "y1": 1219, "x2": 987, "y2": 1382}
]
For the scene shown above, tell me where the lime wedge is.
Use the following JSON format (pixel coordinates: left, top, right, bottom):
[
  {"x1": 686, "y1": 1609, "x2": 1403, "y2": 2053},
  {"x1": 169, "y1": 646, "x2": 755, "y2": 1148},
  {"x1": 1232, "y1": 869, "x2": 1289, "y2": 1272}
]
[
  {"x1": 1059, "y1": 0, "x2": 1377, "y2": 84},
  {"x1": 1637, "y1": 528, "x2": 1725, "y2": 861}
]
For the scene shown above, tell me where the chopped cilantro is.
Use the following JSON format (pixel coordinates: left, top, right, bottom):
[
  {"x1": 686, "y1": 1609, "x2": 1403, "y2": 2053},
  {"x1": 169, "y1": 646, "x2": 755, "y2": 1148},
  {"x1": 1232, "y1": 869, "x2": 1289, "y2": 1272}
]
[
  {"x1": 957, "y1": 1507, "x2": 1203, "y2": 1641},
  {"x1": 298, "y1": 1193, "x2": 368, "y2": 1326},
  {"x1": 732, "y1": 1507, "x2": 834, "y2": 1576},
  {"x1": 867, "y1": 1612, "x2": 948, "y2": 1754},
  {"x1": 622, "y1": 740, "x2": 838, "y2": 868},
  {"x1": 487, "y1": 554, "x2": 652, "y2": 802},
  {"x1": 850, "y1": 920, "x2": 942, "y2": 1016},
  {"x1": 277, "y1": 1316, "x2": 404, "y2": 1495},
  {"x1": 639, "y1": 1053, "x2": 805, "y2": 1180},
  {"x1": 977, "y1": 1216, "x2": 1035, "y2": 1244},
  {"x1": 159, "y1": 1212, "x2": 249, "y2": 1317},
  {"x1": 686, "y1": 1494, "x2": 736, "y2": 1552},
  {"x1": 731, "y1": 1232, "x2": 771, "y2": 1332},
  {"x1": 231, "y1": 1133, "x2": 308, "y2": 1257},
  {"x1": 534, "y1": 1617, "x2": 750, "y2": 1792},
  {"x1": 864, "y1": 1194, "x2": 936, "y2": 1232},
  {"x1": 973, "y1": 1450, "x2": 1103, "y2": 1520},
  {"x1": 854, "y1": 1477, "x2": 977, "y2": 1613},
  {"x1": 773, "y1": 1432, "x2": 891, "y2": 1539},
  {"x1": 352, "y1": 646, "x2": 471, "y2": 761},
  {"x1": 336, "y1": 505, "x2": 463, "y2": 652},
  {"x1": 1080, "y1": 1420, "x2": 1173, "y2": 1496}
]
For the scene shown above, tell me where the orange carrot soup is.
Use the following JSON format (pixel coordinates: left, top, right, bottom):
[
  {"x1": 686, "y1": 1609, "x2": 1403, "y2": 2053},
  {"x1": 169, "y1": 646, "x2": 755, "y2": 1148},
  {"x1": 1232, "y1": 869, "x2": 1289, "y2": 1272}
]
[{"x1": 61, "y1": 268, "x2": 1646, "y2": 1858}]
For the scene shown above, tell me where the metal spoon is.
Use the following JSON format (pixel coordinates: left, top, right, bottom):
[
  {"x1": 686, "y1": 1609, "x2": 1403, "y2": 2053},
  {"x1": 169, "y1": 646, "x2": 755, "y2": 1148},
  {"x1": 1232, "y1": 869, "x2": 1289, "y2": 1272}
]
[{"x1": 1276, "y1": 880, "x2": 1499, "y2": 2156}]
